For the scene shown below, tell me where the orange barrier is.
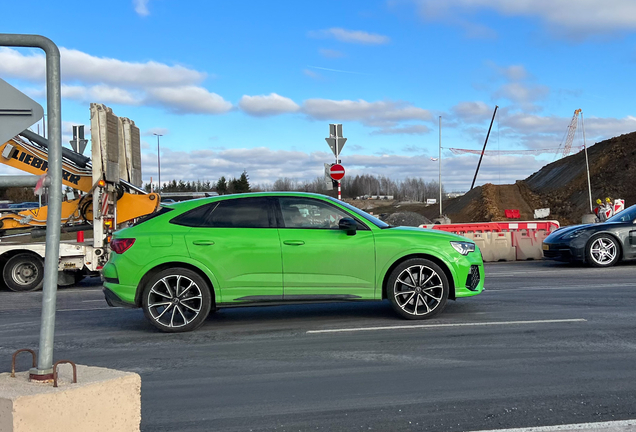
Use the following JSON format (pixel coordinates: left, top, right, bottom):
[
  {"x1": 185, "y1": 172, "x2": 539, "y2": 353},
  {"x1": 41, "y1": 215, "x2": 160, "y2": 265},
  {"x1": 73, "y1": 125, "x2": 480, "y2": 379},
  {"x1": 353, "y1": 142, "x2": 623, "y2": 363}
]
[{"x1": 419, "y1": 221, "x2": 560, "y2": 262}]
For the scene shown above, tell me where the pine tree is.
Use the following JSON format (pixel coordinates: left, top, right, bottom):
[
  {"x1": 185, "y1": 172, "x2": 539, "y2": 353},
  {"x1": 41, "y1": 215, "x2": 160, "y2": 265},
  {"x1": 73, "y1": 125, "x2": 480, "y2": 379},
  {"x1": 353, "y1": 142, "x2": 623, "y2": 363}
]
[
  {"x1": 216, "y1": 176, "x2": 228, "y2": 195},
  {"x1": 235, "y1": 171, "x2": 251, "y2": 193}
]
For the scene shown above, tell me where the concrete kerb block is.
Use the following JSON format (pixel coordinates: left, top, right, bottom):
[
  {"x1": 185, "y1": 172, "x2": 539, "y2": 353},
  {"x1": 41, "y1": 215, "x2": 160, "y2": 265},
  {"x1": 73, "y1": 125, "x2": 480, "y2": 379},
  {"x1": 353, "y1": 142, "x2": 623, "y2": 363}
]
[{"x1": 0, "y1": 365, "x2": 140, "y2": 432}]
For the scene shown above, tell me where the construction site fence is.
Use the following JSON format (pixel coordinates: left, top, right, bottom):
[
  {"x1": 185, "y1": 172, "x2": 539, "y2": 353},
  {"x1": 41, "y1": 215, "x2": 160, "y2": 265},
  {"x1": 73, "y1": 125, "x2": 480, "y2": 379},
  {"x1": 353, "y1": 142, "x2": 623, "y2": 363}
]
[{"x1": 418, "y1": 221, "x2": 561, "y2": 262}]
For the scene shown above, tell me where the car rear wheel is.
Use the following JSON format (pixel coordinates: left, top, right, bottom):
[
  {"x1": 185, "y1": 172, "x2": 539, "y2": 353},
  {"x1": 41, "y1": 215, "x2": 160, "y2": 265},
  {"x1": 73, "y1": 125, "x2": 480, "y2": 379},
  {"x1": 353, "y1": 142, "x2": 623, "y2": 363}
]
[
  {"x1": 3, "y1": 253, "x2": 44, "y2": 292},
  {"x1": 142, "y1": 268, "x2": 212, "y2": 332},
  {"x1": 586, "y1": 235, "x2": 620, "y2": 267},
  {"x1": 387, "y1": 258, "x2": 449, "y2": 320}
]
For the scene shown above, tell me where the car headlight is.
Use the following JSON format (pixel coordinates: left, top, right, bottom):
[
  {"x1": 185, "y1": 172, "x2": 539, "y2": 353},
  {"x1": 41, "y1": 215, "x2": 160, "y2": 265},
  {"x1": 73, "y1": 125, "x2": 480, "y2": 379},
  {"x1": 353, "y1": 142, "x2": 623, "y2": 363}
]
[
  {"x1": 563, "y1": 229, "x2": 585, "y2": 239},
  {"x1": 450, "y1": 241, "x2": 476, "y2": 255}
]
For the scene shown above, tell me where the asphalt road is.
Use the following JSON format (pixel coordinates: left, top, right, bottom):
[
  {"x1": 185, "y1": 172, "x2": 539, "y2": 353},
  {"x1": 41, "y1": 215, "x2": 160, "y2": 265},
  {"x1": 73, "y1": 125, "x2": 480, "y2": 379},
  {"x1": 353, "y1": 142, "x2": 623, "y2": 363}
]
[{"x1": 1, "y1": 260, "x2": 635, "y2": 432}]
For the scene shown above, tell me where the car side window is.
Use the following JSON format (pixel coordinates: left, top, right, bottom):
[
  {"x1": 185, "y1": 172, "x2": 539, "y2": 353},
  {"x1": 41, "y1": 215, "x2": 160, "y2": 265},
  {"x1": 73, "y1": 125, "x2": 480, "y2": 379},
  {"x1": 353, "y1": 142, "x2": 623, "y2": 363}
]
[
  {"x1": 277, "y1": 197, "x2": 365, "y2": 230},
  {"x1": 206, "y1": 197, "x2": 273, "y2": 228},
  {"x1": 170, "y1": 203, "x2": 217, "y2": 227}
]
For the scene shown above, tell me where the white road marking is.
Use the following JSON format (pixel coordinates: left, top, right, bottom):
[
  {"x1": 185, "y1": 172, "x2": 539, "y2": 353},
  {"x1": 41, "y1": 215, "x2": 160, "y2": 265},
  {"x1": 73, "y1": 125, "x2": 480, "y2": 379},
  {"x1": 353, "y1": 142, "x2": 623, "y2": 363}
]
[
  {"x1": 466, "y1": 419, "x2": 636, "y2": 432},
  {"x1": 82, "y1": 299, "x2": 106, "y2": 303},
  {"x1": 488, "y1": 283, "x2": 636, "y2": 292},
  {"x1": 0, "y1": 321, "x2": 38, "y2": 329},
  {"x1": 307, "y1": 318, "x2": 587, "y2": 334}
]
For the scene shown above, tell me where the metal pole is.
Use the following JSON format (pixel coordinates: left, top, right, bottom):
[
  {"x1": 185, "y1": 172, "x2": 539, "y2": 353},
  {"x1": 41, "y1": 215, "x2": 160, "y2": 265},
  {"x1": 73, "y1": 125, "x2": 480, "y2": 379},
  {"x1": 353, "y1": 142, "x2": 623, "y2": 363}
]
[
  {"x1": 0, "y1": 34, "x2": 62, "y2": 379},
  {"x1": 470, "y1": 105, "x2": 498, "y2": 191},
  {"x1": 439, "y1": 116, "x2": 442, "y2": 216},
  {"x1": 154, "y1": 133, "x2": 162, "y2": 192},
  {"x1": 335, "y1": 132, "x2": 340, "y2": 200},
  {"x1": 581, "y1": 112, "x2": 593, "y2": 213}
]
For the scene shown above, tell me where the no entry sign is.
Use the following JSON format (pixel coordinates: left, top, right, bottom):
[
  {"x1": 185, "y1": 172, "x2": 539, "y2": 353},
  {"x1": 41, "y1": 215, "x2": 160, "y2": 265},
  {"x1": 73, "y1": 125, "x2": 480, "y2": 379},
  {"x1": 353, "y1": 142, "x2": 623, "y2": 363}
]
[{"x1": 329, "y1": 164, "x2": 345, "y2": 181}]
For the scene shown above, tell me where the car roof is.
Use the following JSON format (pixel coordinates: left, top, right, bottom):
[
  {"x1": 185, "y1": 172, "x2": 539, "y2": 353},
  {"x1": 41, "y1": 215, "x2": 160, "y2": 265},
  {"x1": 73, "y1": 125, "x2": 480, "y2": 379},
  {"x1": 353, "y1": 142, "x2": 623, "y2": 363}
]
[{"x1": 162, "y1": 191, "x2": 336, "y2": 209}]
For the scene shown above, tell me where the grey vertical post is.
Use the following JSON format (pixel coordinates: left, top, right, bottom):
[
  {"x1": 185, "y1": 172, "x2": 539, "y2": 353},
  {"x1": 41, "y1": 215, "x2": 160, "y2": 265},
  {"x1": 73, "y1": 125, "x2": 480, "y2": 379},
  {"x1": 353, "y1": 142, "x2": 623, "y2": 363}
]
[
  {"x1": 438, "y1": 116, "x2": 442, "y2": 216},
  {"x1": 581, "y1": 112, "x2": 593, "y2": 213},
  {"x1": 0, "y1": 34, "x2": 62, "y2": 378}
]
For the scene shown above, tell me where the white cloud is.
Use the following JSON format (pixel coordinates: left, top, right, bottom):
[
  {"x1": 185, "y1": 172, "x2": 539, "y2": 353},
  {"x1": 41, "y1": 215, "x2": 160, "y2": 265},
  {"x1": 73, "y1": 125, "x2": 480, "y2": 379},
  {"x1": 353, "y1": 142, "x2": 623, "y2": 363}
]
[
  {"x1": 0, "y1": 47, "x2": 230, "y2": 115},
  {"x1": 143, "y1": 127, "x2": 170, "y2": 136},
  {"x1": 146, "y1": 86, "x2": 232, "y2": 114},
  {"x1": 134, "y1": 0, "x2": 150, "y2": 16},
  {"x1": 318, "y1": 48, "x2": 345, "y2": 58},
  {"x1": 303, "y1": 69, "x2": 323, "y2": 80},
  {"x1": 239, "y1": 93, "x2": 300, "y2": 117},
  {"x1": 61, "y1": 84, "x2": 141, "y2": 105},
  {"x1": 308, "y1": 28, "x2": 390, "y2": 45},
  {"x1": 302, "y1": 99, "x2": 431, "y2": 127},
  {"x1": 409, "y1": 0, "x2": 636, "y2": 38},
  {"x1": 139, "y1": 145, "x2": 548, "y2": 191},
  {"x1": 452, "y1": 101, "x2": 493, "y2": 123},
  {"x1": 372, "y1": 125, "x2": 431, "y2": 135},
  {"x1": 0, "y1": 47, "x2": 205, "y2": 87},
  {"x1": 494, "y1": 82, "x2": 549, "y2": 110}
]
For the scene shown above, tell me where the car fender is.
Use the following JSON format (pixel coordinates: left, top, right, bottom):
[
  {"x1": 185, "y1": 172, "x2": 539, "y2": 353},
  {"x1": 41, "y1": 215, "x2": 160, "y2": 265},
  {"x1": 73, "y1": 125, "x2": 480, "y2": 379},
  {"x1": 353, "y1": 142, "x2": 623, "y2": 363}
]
[
  {"x1": 585, "y1": 230, "x2": 625, "y2": 259},
  {"x1": 376, "y1": 246, "x2": 461, "y2": 296},
  {"x1": 135, "y1": 255, "x2": 221, "y2": 299}
]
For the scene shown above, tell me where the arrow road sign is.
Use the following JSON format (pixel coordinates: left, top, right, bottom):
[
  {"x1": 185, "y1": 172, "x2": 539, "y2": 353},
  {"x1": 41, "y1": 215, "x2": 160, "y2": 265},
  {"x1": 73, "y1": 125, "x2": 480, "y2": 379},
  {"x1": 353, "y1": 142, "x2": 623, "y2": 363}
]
[
  {"x1": 69, "y1": 125, "x2": 88, "y2": 154},
  {"x1": 0, "y1": 78, "x2": 44, "y2": 146},
  {"x1": 325, "y1": 137, "x2": 347, "y2": 157}
]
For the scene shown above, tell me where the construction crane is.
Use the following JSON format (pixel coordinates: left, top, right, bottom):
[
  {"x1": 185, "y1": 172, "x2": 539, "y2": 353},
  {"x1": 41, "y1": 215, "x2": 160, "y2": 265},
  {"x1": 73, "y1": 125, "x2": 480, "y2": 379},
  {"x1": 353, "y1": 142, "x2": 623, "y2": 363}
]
[
  {"x1": 0, "y1": 133, "x2": 158, "y2": 231},
  {"x1": 0, "y1": 104, "x2": 161, "y2": 291},
  {"x1": 557, "y1": 108, "x2": 582, "y2": 158}
]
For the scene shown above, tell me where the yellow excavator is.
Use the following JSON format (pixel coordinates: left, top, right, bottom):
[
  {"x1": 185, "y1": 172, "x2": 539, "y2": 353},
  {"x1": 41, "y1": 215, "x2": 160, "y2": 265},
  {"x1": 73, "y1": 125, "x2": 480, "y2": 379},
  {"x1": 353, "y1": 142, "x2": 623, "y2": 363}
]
[{"x1": 0, "y1": 132, "x2": 159, "y2": 232}]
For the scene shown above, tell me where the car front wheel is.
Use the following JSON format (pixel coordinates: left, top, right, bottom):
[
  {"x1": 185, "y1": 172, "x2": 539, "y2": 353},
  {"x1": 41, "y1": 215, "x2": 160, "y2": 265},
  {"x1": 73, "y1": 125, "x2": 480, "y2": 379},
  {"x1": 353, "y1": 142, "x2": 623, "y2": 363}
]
[
  {"x1": 586, "y1": 235, "x2": 620, "y2": 267},
  {"x1": 142, "y1": 268, "x2": 212, "y2": 332},
  {"x1": 387, "y1": 258, "x2": 449, "y2": 320}
]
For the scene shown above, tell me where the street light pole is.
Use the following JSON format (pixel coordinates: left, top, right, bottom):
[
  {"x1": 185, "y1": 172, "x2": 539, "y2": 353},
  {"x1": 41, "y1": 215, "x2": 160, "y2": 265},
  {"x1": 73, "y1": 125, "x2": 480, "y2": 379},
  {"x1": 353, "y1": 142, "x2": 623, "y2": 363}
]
[{"x1": 153, "y1": 133, "x2": 162, "y2": 192}]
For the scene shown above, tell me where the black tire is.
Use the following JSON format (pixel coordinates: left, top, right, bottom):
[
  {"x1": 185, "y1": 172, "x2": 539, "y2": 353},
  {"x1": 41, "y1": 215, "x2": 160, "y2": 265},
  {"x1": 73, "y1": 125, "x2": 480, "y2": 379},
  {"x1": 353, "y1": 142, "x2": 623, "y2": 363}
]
[
  {"x1": 3, "y1": 253, "x2": 44, "y2": 292},
  {"x1": 387, "y1": 258, "x2": 449, "y2": 320},
  {"x1": 586, "y1": 234, "x2": 620, "y2": 267},
  {"x1": 142, "y1": 267, "x2": 212, "y2": 333}
]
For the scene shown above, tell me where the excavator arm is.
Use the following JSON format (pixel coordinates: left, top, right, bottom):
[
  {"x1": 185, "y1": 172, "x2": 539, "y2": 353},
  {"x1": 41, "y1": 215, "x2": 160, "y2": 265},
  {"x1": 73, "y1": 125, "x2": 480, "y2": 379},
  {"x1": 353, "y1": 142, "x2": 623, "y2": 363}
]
[{"x1": 0, "y1": 135, "x2": 160, "y2": 232}]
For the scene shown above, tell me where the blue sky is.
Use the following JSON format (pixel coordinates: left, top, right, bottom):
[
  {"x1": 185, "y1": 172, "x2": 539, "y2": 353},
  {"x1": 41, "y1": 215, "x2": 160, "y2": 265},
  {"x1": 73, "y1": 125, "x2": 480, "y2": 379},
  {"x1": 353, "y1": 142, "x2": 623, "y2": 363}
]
[{"x1": 2, "y1": 0, "x2": 636, "y2": 191}]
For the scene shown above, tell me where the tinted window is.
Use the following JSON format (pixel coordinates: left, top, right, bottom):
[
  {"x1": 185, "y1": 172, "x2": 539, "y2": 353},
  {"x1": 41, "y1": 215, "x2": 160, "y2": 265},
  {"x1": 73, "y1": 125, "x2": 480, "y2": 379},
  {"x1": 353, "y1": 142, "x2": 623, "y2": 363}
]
[
  {"x1": 134, "y1": 206, "x2": 174, "y2": 226},
  {"x1": 607, "y1": 205, "x2": 636, "y2": 223},
  {"x1": 327, "y1": 197, "x2": 390, "y2": 229},
  {"x1": 207, "y1": 198, "x2": 272, "y2": 228},
  {"x1": 170, "y1": 203, "x2": 217, "y2": 227},
  {"x1": 278, "y1": 197, "x2": 366, "y2": 230}
]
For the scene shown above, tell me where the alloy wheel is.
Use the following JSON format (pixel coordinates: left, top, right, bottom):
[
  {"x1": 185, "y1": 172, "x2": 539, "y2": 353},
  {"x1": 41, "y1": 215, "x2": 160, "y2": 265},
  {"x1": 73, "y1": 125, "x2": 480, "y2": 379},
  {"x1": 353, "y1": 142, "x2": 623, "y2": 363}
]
[
  {"x1": 147, "y1": 275, "x2": 203, "y2": 328},
  {"x1": 589, "y1": 237, "x2": 617, "y2": 266},
  {"x1": 393, "y1": 265, "x2": 444, "y2": 316}
]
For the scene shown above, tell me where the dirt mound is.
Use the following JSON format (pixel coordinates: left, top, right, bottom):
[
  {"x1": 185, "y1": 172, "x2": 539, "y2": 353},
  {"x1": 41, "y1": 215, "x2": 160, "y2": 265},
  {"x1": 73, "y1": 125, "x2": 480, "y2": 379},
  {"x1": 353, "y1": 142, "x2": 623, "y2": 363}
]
[
  {"x1": 384, "y1": 211, "x2": 432, "y2": 227},
  {"x1": 347, "y1": 131, "x2": 636, "y2": 225},
  {"x1": 523, "y1": 131, "x2": 636, "y2": 224}
]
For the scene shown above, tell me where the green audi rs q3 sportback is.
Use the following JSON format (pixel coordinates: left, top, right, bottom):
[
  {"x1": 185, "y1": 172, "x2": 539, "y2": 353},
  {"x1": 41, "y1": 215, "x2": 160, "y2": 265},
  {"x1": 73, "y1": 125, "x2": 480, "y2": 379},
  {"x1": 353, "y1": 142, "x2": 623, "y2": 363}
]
[{"x1": 103, "y1": 192, "x2": 484, "y2": 332}]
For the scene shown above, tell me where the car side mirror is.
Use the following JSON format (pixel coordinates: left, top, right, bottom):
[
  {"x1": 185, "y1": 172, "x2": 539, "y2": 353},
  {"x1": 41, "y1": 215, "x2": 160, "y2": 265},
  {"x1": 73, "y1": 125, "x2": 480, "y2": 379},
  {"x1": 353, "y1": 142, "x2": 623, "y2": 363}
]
[{"x1": 339, "y1": 217, "x2": 357, "y2": 236}]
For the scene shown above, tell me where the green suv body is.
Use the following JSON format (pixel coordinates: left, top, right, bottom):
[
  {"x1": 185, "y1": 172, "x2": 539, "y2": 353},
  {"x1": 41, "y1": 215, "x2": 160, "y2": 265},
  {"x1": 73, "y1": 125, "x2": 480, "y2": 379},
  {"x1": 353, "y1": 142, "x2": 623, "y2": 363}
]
[{"x1": 103, "y1": 192, "x2": 484, "y2": 332}]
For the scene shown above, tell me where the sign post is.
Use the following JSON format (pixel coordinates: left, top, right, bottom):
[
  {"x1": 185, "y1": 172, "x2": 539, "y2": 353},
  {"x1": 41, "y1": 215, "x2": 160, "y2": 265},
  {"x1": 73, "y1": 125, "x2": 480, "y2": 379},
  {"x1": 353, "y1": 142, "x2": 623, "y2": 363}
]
[
  {"x1": 325, "y1": 124, "x2": 347, "y2": 199},
  {"x1": 0, "y1": 34, "x2": 63, "y2": 382}
]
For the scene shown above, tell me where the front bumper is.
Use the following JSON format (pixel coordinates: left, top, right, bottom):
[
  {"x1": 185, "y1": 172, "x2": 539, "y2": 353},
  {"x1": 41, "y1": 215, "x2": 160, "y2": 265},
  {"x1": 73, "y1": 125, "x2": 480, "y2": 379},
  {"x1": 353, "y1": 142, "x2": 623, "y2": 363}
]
[
  {"x1": 542, "y1": 242, "x2": 585, "y2": 262},
  {"x1": 453, "y1": 252, "x2": 484, "y2": 298}
]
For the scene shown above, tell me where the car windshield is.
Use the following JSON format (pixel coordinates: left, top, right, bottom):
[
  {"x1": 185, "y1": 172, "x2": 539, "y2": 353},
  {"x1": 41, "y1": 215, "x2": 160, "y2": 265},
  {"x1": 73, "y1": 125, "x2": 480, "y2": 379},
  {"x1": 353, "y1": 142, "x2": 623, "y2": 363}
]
[
  {"x1": 606, "y1": 205, "x2": 636, "y2": 223},
  {"x1": 327, "y1": 197, "x2": 390, "y2": 229}
]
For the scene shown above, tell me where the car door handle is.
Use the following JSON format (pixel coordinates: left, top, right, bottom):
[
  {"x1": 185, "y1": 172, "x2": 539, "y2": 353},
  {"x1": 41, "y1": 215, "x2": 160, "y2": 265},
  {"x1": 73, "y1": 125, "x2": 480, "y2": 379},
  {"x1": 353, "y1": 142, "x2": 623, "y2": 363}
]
[
  {"x1": 192, "y1": 240, "x2": 215, "y2": 246},
  {"x1": 283, "y1": 240, "x2": 305, "y2": 246}
]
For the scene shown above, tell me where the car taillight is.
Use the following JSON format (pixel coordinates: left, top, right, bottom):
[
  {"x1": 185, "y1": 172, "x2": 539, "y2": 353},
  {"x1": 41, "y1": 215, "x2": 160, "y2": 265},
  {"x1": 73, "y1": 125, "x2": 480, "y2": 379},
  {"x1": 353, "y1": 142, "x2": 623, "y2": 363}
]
[{"x1": 110, "y1": 238, "x2": 135, "y2": 254}]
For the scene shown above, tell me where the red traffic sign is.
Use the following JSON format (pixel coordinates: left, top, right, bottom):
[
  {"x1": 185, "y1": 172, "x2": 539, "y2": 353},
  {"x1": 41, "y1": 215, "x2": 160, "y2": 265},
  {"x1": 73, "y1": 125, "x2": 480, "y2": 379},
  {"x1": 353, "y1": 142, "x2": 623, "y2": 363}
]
[{"x1": 329, "y1": 164, "x2": 345, "y2": 181}]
